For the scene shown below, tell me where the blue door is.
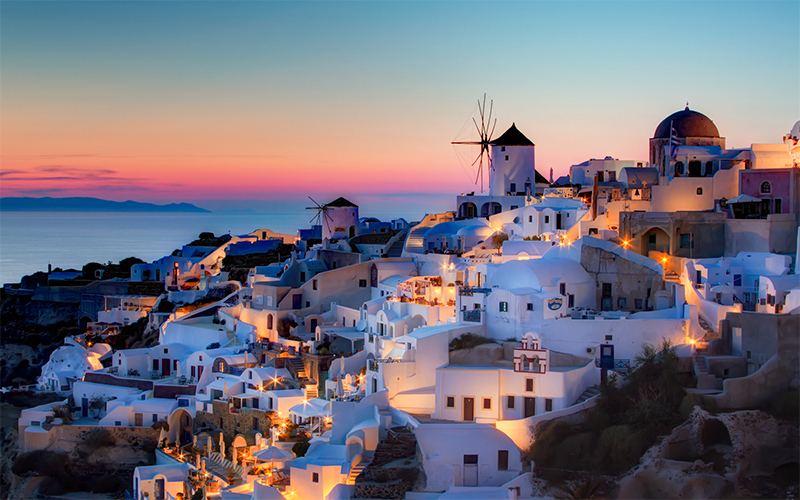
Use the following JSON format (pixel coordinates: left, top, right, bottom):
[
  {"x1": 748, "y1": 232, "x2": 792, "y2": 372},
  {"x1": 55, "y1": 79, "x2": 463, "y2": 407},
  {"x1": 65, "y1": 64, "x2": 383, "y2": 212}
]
[
  {"x1": 599, "y1": 344, "x2": 614, "y2": 369},
  {"x1": 82, "y1": 397, "x2": 88, "y2": 418}
]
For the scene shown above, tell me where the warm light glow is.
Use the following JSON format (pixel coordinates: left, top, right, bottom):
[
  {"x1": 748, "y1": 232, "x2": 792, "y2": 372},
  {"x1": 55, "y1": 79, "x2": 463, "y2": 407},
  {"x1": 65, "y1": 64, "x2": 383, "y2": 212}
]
[
  {"x1": 622, "y1": 240, "x2": 629, "y2": 247},
  {"x1": 661, "y1": 257, "x2": 668, "y2": 264}
]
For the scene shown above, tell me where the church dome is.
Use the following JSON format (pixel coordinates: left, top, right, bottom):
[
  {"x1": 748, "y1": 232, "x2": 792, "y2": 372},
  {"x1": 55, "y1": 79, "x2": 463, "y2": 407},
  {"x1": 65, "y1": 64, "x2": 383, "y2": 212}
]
[{"x1": 653, "y1": 107, "x2": 720, "y2": 139}]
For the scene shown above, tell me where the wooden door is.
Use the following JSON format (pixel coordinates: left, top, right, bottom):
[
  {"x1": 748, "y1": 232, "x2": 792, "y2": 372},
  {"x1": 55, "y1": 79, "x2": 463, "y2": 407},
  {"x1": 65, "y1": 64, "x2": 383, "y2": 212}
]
[
  {"x1": 463, "y1": 397, "x2": 475, "y2": 422},
  {"x1": 524, "y1": 397, "x2": 536, "y2": 418}
]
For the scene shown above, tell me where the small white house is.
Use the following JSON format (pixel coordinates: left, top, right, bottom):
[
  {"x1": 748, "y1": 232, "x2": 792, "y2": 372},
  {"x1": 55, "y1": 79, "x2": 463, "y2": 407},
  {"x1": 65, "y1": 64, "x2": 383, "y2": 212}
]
[{"x1": 133, "y1": 463, "x2": 191, "y2": 500}]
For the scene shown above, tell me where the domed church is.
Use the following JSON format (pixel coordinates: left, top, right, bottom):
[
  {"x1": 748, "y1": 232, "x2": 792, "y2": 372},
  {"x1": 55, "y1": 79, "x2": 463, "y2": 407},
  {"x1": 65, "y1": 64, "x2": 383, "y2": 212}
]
[{"x1": 649, "y1": 106, "x2": 726, "y2": 176}]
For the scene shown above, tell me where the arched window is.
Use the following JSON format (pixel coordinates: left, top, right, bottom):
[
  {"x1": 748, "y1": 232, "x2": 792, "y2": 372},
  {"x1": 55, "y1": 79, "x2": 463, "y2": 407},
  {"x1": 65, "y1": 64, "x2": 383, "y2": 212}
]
[
  {"x1": 675, "y1": 162, "x2": 684, "y2": 175},
  {"x1": 761, "y1": 181, "x2": 771, "y2": 194}
]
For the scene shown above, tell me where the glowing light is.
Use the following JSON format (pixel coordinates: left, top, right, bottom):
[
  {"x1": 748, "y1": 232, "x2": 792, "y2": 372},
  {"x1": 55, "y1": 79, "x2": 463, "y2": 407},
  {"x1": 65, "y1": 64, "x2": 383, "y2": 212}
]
[
  {"x1": 622, "y1": 240, "x2": 629, "y2": 247},
  {"x1": 661, "y1": 257, "x2": 668, "y2": 264},
  {"x1": 689, "y1": 339, "x2": 696, "y2": 345}
]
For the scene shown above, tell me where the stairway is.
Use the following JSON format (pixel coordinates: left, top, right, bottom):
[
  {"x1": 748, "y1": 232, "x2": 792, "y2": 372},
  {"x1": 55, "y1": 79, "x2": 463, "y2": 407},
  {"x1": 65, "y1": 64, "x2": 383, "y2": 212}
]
[
  {"x1": 285, "y1": 357, "x2": 308, "y2": 381},
  {"x1": 384, "y1": 230, "x2": 408, "y2": 258},
  {"x1": 698, "y1": 316, "x2": 720, "y2": 341},
  {"x1": 347, "y1": 458, "x2": 367, "y2": 485},
  {"x1": 403, "y1": 223, "x2": 429, "y2": 255},
  {"x1": 664, "y1": 270, "x2": 680, "y2": 283},
  {"x1": 692, "y1": 354, "x2": 721, "y2": 390},
  {"x1": 203, "y1": 452, "x2": 243, "y2": 483},
  {"x1": 572, "y1": 385, "x2": 601, "y2": 406}
]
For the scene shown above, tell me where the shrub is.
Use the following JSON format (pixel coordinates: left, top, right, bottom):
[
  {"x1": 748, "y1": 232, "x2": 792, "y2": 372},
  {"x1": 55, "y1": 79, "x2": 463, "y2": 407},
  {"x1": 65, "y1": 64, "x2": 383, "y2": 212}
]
[
  {"x1": 292, "y1": 439, "x2": 311, "y2": 457},
  {"x1": 157, "y1": 300, "x2": 175, "y2": 313},
  {"x1": 526, "y1": 420, "x2": 572, "y2": 466},
  {"x1": 552, "y1": 432, "x2": 595, "y2": 471},
  {"x1": 490, "y1": 233, "x2": 509, "y2": 249},
  {"x1": 12, "y1": 450, "x2": 69, "y2": 476},
  {"x1": 52, "y1": 404, "x2": 73, "y2": 424},
  {"x1": 91, "y1": 474, "x2": 121, "y2": 493},
  {"x1": 85, "y1": 429, "x2": 115, "y2": 450},
  {"x1": 449, "y1": 333, "x2": 496, "y2": 351},
  {"x1": 592, "y1": 425, "x2": 649, "y2": 475},
  {"x1": 679, "y1": 393, "x2": 706, "y2": 420}
]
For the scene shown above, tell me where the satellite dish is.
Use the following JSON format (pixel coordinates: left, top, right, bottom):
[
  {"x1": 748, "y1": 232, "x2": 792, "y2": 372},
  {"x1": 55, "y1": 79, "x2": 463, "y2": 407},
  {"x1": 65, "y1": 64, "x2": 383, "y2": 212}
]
[{"x1": 356, "y1": 320, "x2": 367, "y2": 332}]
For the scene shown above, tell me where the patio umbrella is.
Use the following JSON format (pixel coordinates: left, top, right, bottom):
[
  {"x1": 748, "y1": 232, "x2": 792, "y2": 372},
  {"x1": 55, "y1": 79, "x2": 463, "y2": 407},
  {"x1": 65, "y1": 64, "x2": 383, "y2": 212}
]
[
  {"x1": 253, "y1": 446, "x2": 293, "y2": 470},
  {"x1": 726, "y1": 194, "x2": 761, "y2": 204}
]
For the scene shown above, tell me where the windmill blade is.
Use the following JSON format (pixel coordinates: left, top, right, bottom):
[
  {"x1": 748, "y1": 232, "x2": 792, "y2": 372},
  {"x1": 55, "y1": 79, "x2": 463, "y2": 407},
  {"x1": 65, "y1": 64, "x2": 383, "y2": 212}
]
[{"x1": 323, "y1": 210, "x2": 334, "y2": 222}]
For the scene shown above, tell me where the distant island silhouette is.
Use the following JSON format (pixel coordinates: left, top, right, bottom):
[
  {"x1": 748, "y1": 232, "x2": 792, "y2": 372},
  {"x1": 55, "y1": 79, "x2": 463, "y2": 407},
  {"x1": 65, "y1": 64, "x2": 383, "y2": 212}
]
[{"x1": 0, "y1": 196, "x2": 211, "y2": 213}]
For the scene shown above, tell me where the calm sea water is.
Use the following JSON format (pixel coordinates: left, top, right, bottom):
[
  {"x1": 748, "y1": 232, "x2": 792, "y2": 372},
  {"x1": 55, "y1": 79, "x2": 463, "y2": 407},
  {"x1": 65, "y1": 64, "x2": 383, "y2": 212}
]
[{"x1": 0, "y1": 195, "x2": 452, "y2": 284}]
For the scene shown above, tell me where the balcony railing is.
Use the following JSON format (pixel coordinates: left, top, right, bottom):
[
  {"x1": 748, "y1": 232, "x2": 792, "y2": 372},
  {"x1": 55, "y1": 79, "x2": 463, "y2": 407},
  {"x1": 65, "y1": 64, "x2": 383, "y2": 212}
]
[
  {"x1": 462, "y1": 309, "x2": 482, "y2": 323},
  {"x1": 595, "y1": 358, "x2": 631, "y2": 371},
  {"x1": 459, "y1": 287, "x2": 491, "y2": 296}
]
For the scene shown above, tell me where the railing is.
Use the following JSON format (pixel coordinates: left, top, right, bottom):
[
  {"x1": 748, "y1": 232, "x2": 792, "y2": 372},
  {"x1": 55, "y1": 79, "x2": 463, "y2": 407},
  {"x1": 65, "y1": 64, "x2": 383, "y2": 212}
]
[
  {"x1": 459, "y1": 287, "x2": 491, "y2": 296},
  {"x1": 462, "y1": 309, "x2": 482, "y2": 323},
  {"x1": 595, "y1": 358, "x2": 631, "y2": 371}
]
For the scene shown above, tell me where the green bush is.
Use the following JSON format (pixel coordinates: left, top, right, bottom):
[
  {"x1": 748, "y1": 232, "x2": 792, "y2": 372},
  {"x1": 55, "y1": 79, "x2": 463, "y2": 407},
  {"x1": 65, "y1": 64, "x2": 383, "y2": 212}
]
[
  {"x1": 84, "y1": 429, "x2": 116, "y2": 450},
  {"x1": 526, "y1": 420, "x2": 572, "y2": 466},
  {"x1": 552, "y1": 432, "x2": 595, "y2": 471},
  {"x1": 292, "y1": 439, "x2": 311, "y2": 457},
  {"x1": 91, "y1": 474, "x2": 121, "y2": 493},
  {"x1": 449, "y1": 333, "x2": 496, "y2": 352},
  {"x1": 592, "y1": 425, "x2": 649, "y2": 475},
  {"x1": 12, "y1": 450, "x2": 69, "y2": 476},
  {"x1": 679, "y1": 393, "x2": 706, "y2": 420}
]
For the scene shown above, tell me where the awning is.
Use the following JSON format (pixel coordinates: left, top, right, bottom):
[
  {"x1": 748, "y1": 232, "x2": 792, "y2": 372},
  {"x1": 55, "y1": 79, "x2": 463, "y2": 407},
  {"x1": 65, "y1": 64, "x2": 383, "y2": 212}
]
[{"x1": 727, "y1": 194, "x2": 761, "y2": 204}]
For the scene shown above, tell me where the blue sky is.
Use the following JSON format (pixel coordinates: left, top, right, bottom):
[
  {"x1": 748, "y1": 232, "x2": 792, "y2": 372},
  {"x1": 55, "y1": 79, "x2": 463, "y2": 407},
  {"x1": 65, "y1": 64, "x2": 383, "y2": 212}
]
[{"x1": 2, "y1": 1, "x2": 797, "y2": 204}]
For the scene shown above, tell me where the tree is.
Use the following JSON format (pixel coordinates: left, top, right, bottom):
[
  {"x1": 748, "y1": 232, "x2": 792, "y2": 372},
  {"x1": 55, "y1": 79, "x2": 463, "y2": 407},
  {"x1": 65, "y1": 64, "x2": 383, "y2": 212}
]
[{"x1": 490, "y1": 232, "x2": 509, "y2": 249}]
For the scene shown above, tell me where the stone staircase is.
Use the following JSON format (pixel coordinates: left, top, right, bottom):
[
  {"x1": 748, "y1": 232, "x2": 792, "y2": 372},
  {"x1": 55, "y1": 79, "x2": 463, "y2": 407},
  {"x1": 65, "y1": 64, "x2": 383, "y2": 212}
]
[
  {"x1": 403, "y1": 219, "x2": 439, "y2": 255},
  {"x1": 572, "y1": 385, "x2": 601, "y2": 406},
  {"x1": 692, "y1": 354, "x2": 721, "y2": 390},
  {"x1": 664, "y1": 270, "x2": 680, "y2": 283},
  {"x1": 203, "y1": 451, "x2": 243, "y2": 483},
  {"x1": 347, "y1": 458, "x2": 368, "y2": 485},
  {"x1": 698, "y1": 316, "x2": 720, "y2": 341},
  {"x1": 383, "y1": 229, "x2": 408, "y2": 258},
  {"x1": 285, "y1": 357, "x2": 308, "y2": 382},
  {"x1": 353, "y1": 426, "x2": 419, "y2": 499}
]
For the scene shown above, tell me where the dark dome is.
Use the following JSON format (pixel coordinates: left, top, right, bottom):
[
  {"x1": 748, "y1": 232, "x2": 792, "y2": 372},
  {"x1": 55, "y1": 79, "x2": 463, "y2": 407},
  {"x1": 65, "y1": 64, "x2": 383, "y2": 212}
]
[{"x1": 654, "y1": 107, "x2": 720, "y2": 139}]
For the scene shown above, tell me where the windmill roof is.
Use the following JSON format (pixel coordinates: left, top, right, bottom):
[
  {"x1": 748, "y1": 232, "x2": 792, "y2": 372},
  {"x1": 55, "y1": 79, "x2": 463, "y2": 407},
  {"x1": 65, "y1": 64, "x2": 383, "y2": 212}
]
[
  {"x1": 535, "y1": 170, "x2": 549, "y2": 184},
  {"x1": 325, "y1": 197, "x2": 358, "y2": 208},
  {"x1": 491, "y1": 123, "x2": 534, "y2": 146}
]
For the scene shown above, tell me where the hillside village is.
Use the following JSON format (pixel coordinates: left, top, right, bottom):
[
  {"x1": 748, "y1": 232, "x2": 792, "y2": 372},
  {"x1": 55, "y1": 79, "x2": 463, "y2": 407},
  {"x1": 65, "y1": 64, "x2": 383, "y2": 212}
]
[{"x1": 3, "y1": 110, "x2": 800, "y2": 500}]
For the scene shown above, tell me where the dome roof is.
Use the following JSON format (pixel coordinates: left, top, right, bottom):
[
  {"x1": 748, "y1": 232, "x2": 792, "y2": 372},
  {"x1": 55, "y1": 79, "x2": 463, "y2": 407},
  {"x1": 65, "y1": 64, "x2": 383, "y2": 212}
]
[{"x1": 654, "y1": 107, "x2": 720, "y2": 139}]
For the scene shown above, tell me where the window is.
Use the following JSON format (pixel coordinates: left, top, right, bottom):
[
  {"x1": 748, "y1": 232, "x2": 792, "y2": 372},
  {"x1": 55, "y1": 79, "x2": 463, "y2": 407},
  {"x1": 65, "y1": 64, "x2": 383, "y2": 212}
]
[
  {"x1": 526, "y1": 303, "x2": 533, "y2": 311},
  {"x1": 313, "y1": 280, "x2": 317, "y2": 290},
  {"x1": 381, "y1": 291, "x2": 384, "y2": 297},
  {"x1": 507, "y1": 395, "x2": 515, "y2": 409},
  {"x1": 746, "y1": 350, "x2": 751, "y2": 360},
  {"x1": 529, "y1": 216, "x2": 533, "y2": 223},
  {"x1": 760, "y1": 298, "x2": 766, "y2": 306},
  {"x1": 525, "y1": 379, "x2": 534, "y2": 392},
  {"x1": 705, "y1": 161, "x2": 713, "y2": 175},
  {"x1": 498, "y1": 450, "x2": 509, "y2": 471},
  {"x1": 697, "y1": 187, "x2": 703, "y2": 195},
  {"x1": 761, "y1": 181, "x2": 771, "y2": 194},
  {"x1": 559, "y1": 283, "x2": 566, "y2": 296},
  {"x1": 510, "y1": 183, "x2": 517, "y2": 192},
  {"x1": 588, "y1": 228, "x2": 598, "y2": 235},
  {"x1": 164, "y1": 348, "x2": 168, "y2": 354},
  {"x1": 605, "y1": 335, "x2": 613, "y2": 341},
  {"x1": 618, "y1": 297, "x2": 626, "y2": 309},
  {"x1": 775, "y1": 199, "x2": 782, "y2": 213},
  {"x1": 153, "y1": 359, "x2": 159, "y2": 371},
  {"x1": 733, "y1": 274, "x2": 742, "y2": 287},
  {"x1": 482, "y1": 398, "x2": 492, "y2": 410},
  {"x1": 545, "y1": 399, "x2": 553, "y2": 412},
  {"x1": 115, "y1": 421, "x2": 121, "y2": 426},
  {"x1": 253, "y1": 417, "x2": 259, "y2": 431},
  {"x1": 501, "y1": 146, "x2": 505, "y2": 151},
  {"x1": 680, "y1": 233, "x2": 692, "y2": 249},
  {"x1": 463, "y1": 455, "x2": 478, "y2": 465},
  {"x1": 153, "y1": 414, "x2": 158, "y2": 423},
  {"x1": 602, "y1": 283, "x2": 612, "y2": 297},
  {"x1": 544, "y1": 215, "x2": 550, "y2": 224},
  {"x1": 199, "y1": 355, "x2": 203, "y2": 362},
  {"x1": 359, "y1": 279, "x2": 367, "y2": 288},
  {"x1": 505, "y1": 155, "x2": 509, "y2": 161},
  {"x1": 499, "y1": 301, "x2": 508, "y2": 313},
  {"x1": 312, "y1": 473, "x2": 319, "y2": 483},
  {"x1": 634, "y1": 299, "x2": 643, "y2": 310},
  {"x1": 675, "y1": 161, "x2": 684, "y2": 174},
  {"x1": 219, "y1": 418, "x2": 224, "y2": 428},
  {"x1": 568, "y1": 294, "x2": 574, "y2": 308},
  {"x1": 445, "y1": 396, "x2": 455, "y2": 408},
  {"x1": 249, "y1": 371, "x2": 253, "y2": 379}
]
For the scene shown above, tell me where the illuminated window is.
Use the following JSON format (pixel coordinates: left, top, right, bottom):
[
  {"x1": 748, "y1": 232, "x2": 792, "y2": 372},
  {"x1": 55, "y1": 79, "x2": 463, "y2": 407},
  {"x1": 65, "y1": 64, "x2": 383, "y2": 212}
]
[{"x1": 499, "y1": 302, "x2": 508, "y2": 312}]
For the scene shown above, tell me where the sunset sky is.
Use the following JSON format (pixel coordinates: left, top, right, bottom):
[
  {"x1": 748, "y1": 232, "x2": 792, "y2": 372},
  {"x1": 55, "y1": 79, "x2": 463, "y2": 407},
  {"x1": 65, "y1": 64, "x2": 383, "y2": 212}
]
[{"x1": 1, "y1": 1, "x2": 797, "y2": 208}]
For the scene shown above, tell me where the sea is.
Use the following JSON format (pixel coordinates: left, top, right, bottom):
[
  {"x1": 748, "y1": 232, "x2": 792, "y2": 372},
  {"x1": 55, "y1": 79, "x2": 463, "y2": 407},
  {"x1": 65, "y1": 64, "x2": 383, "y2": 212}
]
[{"x1": 0, "y1": 195, "x2": 452, "y2": 285}]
